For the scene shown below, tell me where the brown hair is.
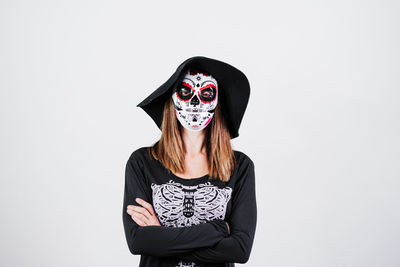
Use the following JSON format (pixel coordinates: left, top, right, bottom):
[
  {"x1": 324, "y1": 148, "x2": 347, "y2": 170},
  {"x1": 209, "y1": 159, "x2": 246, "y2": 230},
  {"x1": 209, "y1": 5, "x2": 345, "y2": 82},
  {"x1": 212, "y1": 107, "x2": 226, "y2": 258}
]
[{"x1": 149, "y1": 95, "x2": 237, "y2": 182}]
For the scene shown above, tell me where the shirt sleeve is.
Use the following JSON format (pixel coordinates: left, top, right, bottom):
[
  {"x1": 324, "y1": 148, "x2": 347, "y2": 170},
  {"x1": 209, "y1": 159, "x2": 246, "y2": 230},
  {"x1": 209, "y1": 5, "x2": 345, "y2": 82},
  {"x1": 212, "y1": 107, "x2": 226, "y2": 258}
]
[
  {"x1": 122, "y1": 152, "x2": 230, "y2": 258},
  {"x1": 177, "y1": 158, "x2": 257, "y2": 264}
]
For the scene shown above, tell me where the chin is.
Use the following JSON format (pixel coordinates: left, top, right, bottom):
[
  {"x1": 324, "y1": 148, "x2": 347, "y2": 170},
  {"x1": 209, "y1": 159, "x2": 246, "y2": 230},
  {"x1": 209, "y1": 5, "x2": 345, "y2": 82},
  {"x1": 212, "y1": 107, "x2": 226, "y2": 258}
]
[{"x1": 187, "y1": 125, "x2": 205, "y2": 131}]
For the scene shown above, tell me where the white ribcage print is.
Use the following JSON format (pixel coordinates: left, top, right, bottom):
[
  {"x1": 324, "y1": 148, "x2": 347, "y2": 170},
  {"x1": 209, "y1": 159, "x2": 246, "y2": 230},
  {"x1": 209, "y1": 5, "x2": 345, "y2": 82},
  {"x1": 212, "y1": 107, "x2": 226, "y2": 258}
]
[
  {"x1": 150, "y1": 179, "x2": 232, "y2": 267},
  {"x1": 151, "y1": 180, "x2": 232, "y2": 227}
]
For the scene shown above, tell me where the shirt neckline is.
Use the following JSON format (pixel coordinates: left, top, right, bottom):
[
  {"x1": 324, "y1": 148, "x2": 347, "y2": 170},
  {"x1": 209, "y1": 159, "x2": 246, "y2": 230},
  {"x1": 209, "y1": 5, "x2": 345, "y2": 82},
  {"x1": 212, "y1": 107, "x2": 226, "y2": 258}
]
[
  {"x1": 149, "y1": 150, "x2": 210, "y2": 182},
  {"x1": 169, "y1": 171, "x2": 210, "y2": 182}
]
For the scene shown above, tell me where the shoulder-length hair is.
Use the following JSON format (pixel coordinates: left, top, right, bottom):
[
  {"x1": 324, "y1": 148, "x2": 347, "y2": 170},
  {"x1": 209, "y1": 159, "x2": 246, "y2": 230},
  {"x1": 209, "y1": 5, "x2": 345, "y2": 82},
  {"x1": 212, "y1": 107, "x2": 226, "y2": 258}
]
[{"x1": 149, "y1": 94, "x2": 237, "y2": 182}]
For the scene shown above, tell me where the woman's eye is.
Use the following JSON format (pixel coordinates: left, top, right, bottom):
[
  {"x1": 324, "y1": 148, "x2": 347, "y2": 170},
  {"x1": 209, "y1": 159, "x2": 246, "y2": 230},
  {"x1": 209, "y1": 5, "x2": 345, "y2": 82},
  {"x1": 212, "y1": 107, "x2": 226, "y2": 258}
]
[
  {"x1": 200, "y1": 88, "x2": 215, "y2": 101},
  {"x1": 177, "y1": 85, "x2": 193, "y2": 100},
  {"x1": 202, "y1": 91, "x2": 213, "y2": 98},
  {"x1": 180, "y1": 88, "x2": 190, "y2": 96}
]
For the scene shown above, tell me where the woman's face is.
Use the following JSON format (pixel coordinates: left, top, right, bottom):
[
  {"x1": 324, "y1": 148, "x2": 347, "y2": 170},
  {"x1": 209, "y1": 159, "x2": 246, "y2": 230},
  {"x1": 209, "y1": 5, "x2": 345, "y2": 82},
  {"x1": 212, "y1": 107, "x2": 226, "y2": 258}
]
[{"x1": 172, "y1": 70, "x2": 218, "y2": 132}]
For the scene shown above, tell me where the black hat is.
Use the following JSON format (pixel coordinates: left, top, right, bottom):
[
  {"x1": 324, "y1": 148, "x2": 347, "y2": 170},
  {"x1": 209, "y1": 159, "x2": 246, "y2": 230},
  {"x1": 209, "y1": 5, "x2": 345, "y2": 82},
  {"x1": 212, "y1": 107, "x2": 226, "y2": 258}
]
[{"x1": 136, "y1": 56, "x2": 250, "y2": 139}]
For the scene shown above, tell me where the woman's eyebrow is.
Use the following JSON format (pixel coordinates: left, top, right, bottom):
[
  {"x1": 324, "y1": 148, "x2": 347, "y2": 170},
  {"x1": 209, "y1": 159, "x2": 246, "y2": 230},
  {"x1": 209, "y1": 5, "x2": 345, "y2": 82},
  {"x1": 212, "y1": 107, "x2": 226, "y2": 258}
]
[
  {"x1": 199, "y1": 84, "x2": 217, "y2": 91},
  {"x1": 200, "y1": 80, "x2": 217, "y2": 87},
  {"x1": 182, "y1": 78, "x2": 196, "y2": 88},
  {"x1": 182, "y1": 81, "x2": 193, "y2": 89}
]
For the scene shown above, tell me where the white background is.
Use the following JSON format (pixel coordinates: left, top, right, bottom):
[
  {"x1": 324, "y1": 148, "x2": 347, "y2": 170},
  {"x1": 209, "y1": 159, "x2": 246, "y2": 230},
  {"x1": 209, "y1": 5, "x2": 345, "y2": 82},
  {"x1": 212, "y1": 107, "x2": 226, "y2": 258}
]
[{"x1": 1, "y1": 0, "x2": 399, "y2": 266}]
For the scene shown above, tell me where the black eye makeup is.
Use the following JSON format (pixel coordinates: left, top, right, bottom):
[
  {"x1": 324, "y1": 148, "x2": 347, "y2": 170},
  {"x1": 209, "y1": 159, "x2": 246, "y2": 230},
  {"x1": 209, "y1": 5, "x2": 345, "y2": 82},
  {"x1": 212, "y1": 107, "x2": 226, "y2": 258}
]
[
  {"x1": 199, "y1": 84, "x2": 216, "y2": 102},
  {"x1": 177, "y1": 82, "x2": 194, "y2": 101}
]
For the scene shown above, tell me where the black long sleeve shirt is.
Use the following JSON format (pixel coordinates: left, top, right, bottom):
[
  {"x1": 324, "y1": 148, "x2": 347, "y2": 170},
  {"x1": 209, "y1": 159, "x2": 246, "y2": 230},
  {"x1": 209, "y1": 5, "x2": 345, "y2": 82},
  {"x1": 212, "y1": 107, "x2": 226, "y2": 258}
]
[{"x1": 122, "y1": 146, "x2": 257, "y2": 267}]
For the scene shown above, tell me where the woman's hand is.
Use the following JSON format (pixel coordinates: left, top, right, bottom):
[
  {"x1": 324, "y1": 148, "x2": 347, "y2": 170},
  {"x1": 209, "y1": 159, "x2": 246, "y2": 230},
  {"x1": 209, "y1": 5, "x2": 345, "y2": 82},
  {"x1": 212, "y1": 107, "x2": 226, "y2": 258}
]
[
  {"x1": 126, "y1": 197, "x2": 161, "y2": 226},
  {"x1": 225, "y1": 221, "x2": 230, "y2": 235}
]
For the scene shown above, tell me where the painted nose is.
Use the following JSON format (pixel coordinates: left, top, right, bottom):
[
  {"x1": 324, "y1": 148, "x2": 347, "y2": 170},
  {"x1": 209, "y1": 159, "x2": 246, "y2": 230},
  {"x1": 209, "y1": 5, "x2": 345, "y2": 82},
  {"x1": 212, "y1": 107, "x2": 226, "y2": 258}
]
[{"x1": 190, "y1": 95, "x2": 200, "y2": 107}]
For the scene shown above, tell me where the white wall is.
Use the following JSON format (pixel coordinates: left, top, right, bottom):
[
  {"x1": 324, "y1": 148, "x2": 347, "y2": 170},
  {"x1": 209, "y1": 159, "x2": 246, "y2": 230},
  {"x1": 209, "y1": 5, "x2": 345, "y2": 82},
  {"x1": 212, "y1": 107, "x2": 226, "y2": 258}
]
[{"x1": 1, "y1": 0, "x2": 399, "y2": 266}]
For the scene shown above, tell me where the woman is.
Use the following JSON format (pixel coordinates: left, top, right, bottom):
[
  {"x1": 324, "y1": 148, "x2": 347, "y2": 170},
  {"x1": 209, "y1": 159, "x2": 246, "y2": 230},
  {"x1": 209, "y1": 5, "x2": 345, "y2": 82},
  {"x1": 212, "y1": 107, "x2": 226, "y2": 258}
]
[{"x1": 122, "y1": 56, "x2": 257, "y2": 267}]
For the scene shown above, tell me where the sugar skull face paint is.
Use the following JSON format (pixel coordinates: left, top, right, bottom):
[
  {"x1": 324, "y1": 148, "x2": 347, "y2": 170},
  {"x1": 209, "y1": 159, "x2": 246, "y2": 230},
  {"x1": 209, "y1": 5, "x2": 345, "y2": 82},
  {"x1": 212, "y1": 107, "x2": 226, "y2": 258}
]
[{"x1": 172, "y1": 70, "x2": 218, "y2": 132}]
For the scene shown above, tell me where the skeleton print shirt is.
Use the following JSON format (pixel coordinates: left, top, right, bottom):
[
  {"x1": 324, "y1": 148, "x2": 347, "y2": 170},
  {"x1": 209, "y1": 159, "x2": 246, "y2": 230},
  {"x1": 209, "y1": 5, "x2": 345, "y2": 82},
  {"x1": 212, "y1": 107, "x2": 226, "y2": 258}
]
[{"x1": 122, "y1": 146, "x2": 257, "y2": 267}]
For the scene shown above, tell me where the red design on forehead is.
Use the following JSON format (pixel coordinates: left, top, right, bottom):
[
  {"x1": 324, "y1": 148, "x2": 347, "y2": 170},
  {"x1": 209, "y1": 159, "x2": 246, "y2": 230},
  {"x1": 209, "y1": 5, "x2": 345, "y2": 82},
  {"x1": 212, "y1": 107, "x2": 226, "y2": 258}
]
[{"x1": 189, "y1": 70, "x2": 210, "y2": 76}]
